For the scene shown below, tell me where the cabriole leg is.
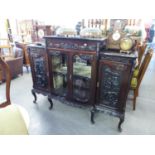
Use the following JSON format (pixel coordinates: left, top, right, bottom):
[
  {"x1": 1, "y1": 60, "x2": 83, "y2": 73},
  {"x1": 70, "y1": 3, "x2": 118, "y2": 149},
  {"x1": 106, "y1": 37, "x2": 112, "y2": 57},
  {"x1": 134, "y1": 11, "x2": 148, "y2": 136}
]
[
  {"x1": 91, "y1": 107, "x2": 96, "y2": 124},
  {"x1": 118, "y1": 117, "x2": 124, "y2": 132},
  {"x1": 31, "y1": 89, "x2": 37, "y2": 103},
  {"x1": 48, "y1": 96, "x2": 53, "y2": 110}
]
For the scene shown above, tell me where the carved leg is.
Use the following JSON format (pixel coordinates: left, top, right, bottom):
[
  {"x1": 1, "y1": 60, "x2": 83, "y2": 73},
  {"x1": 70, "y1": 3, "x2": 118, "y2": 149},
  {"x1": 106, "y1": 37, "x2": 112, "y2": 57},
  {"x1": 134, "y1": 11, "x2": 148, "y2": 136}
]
[
  {"x1": 118, "y1": 117, "x2": 124, "y2": 132},
  {"x1": 31, "y1": 89, "x2": 37, "y2": 103},
  {"x1": 91, "y1": 107, "x2": 96, "y2": 124},
  {"x1": 48, "y1": 96, "x2": 53, "y2": 110}
]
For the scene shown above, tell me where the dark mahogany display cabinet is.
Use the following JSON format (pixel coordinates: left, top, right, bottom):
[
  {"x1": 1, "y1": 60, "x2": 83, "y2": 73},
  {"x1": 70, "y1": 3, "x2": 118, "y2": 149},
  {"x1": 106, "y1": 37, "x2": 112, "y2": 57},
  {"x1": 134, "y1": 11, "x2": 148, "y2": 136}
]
[{"x1": 27, "y1": 36, "x2": 136, "y2": 131}]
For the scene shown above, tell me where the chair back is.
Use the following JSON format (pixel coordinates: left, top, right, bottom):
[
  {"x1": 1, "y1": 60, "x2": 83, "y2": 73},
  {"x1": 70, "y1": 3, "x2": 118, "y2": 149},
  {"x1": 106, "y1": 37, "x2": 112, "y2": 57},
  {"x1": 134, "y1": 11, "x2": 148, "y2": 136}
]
[
  {"x1": 15, "y1": 42, "x2": 30, "y2": 65},
  {"x1": 81, "y1": 19, "x2": 108, "y2": 31},
  {"x1": 127, "y1": 19, "x2": 141, "y2": 26},
  {"x1": 137, "y1": 42, "x2": 147, "y2": 66},
  {"x1": 137, "y1": 48, "x2": 153, "y2": 89},
  {"x1": 0, "y1": 39, "x2": 13, "y2": 56},
  {"x1": 0, "y1": 56, "x2": 11, "y2": 107}
]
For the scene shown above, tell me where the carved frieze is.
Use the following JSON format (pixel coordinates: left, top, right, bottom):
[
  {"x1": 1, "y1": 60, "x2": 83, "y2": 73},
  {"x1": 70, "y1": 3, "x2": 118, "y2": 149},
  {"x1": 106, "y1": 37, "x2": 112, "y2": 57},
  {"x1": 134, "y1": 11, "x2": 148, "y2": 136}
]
[
  {"x1": 45, "y1": 37, "x2": 107, "y2": 52},
  {"x1": 46, "y1": 39, "x2": 98, "y2": 51}
]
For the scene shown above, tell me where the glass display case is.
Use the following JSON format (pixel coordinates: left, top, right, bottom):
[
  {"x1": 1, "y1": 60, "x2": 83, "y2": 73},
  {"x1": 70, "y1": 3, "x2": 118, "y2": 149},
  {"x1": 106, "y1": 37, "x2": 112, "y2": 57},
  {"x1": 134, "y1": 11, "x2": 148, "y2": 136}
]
[
  {"x1": 46, "y1": 37, "x2": 103, "y2": 106},
  {"x1": 28, "y1": 36, "x2": 136, "y2": 131},
  {"x1": 72, "y1": 54, "x2": 93, "y2": 103}
]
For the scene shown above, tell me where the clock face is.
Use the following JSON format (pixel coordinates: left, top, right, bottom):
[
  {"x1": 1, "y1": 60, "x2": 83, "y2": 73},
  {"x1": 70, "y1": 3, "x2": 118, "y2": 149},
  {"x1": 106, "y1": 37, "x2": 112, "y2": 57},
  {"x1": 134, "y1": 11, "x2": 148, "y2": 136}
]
[
  {"x1": 107, "y1": 31, "x2": 126, "y2": 50},
  {"x1": 112, "y1": 31, "x2": 121, "y2": 41}
]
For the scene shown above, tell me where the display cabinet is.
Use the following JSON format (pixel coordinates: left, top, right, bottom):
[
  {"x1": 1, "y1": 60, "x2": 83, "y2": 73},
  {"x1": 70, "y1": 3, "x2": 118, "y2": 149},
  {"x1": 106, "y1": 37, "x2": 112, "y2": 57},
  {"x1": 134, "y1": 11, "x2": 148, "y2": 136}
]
[{"x1": 28, "y1": 36, "x2": 136, "y2": 131}]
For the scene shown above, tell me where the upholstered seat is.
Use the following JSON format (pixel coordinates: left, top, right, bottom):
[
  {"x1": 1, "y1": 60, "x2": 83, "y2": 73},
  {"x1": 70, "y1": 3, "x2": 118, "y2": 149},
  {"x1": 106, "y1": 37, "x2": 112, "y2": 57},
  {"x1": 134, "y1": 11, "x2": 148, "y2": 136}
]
[
  {"x1": 133, "y1": 68, "x2": 139, "y2": 77},
  {"x1": 0, "y1": 104, "x2": 29, "y2": 135},
  {"x1": 0, "y1": 56, "x2": 29, "y2": 135},
  {"x1": 131, "y1": 77, "x2": 137, "y2": 89},
  {"x1": 131, "y1": 68, "x2": 139, "y2": 89}
]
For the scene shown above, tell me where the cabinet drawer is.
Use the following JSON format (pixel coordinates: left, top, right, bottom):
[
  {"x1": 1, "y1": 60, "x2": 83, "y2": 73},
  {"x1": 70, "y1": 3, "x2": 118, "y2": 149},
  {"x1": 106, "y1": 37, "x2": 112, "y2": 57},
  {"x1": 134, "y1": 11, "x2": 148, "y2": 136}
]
[{"x1": 46, "y1": 37, "x2": 106, "y2": 52}]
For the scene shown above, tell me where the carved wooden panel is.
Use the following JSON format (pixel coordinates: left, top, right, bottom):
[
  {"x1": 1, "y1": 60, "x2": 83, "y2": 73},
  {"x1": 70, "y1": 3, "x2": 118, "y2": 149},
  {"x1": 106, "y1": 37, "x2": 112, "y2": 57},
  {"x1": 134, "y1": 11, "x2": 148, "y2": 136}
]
[
  {"x1": 100, "y1": 65, "x2": 122, "y2": 108},
  {"x1": 47, "y1": 40, "x2": 97, "y2": 51},
  {"x1": 98, "y1": 60, "x2": 130, "y2": 110},
  {"x1": 33, "y1": 57, "x2": 48, "y2": 88},
  {"x1": 28, "y1": 46, "x2": 49, "y2": 91}
]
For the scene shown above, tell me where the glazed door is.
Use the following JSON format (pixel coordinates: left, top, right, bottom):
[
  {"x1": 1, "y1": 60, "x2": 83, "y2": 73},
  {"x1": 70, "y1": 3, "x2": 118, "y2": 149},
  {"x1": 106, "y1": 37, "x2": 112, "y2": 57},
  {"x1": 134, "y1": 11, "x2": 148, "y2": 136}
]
[
  {"x1": 97, "y1": 59, "x2": 131, "y2": 112},
  {"x1": 28, "y1": 46, "x2": 50, "y2": 92},
  {"x1": 49, "y1": 50, "x2": 69, "y2": 97},
  {"x1": 71, "y1": 53, "x2": 96, "y2": 105}
]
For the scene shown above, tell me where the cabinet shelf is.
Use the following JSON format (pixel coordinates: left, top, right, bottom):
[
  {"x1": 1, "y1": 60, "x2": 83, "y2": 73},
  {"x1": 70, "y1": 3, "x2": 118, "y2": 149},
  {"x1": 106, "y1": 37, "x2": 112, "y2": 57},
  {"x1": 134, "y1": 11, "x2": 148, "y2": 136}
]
[
  {"x1": 53, "y1": 66, "x2": 67, "y2": 75},
  {"x1": 73, "y1": 62, "x2": 91, "y2": 78}
]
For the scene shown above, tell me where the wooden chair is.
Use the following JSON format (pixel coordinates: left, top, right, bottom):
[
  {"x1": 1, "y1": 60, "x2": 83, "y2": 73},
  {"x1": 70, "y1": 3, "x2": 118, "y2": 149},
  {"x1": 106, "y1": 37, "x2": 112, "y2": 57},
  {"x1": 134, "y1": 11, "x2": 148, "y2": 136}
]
[
  {"x1": 137, "y1": 42, "x2": 147, "y2": 66},
  {"x1": 15, "y1": 42, "x2": 30, "y2": 72},
  {"x1": 0, "y1": 47, "x2": 23, "y2": 83},
  {"x1": 81, "y1": 19, "x2": 108, "y2": 31},
  {"x1": 0, "y1": 38, "x2": 13, "y2": 56},
  {"x1": 127, "y1": 19, "x2": 141, "y2": 26},
  {"x1": 0, "y1": 56, "x2": 29, "y2": 134},
  {"x1": 133, "y1": 42, "x2": 148, "y2": 78},
  {"x1": 131, "y1": 48, "x2": 153, "y2": 110}
]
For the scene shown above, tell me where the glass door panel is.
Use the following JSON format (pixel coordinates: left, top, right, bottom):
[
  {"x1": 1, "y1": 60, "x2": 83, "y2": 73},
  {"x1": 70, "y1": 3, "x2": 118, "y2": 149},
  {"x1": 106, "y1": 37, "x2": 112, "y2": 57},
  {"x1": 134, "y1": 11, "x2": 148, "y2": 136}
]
[
  {"x1": 72, "y1": 54, "x2": 93, "y2": 103},
  {"x1": 51, "y1": 52, "x2": 68, "y2": 96}
]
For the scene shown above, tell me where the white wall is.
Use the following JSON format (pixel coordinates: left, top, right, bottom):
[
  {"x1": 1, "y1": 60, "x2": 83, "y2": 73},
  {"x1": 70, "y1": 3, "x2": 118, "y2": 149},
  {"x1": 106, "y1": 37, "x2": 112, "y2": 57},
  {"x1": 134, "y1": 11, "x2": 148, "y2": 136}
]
[
  {"x1": 0, "y1": 19, "x2": 7, "y2": 38},
  {"x1": 1, "y1": 0, "x2": 154, "y2": 27}
]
